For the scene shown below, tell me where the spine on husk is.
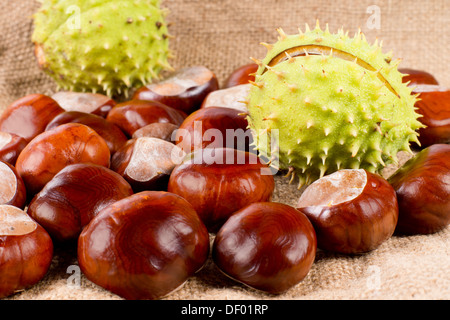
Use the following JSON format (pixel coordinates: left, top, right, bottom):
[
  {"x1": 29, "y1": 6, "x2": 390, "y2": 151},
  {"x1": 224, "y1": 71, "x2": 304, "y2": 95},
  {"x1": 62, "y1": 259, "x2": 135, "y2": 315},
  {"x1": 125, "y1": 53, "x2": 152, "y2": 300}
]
[{"x1": 246, "y1": 22, "x2": 424, "y2": 188}]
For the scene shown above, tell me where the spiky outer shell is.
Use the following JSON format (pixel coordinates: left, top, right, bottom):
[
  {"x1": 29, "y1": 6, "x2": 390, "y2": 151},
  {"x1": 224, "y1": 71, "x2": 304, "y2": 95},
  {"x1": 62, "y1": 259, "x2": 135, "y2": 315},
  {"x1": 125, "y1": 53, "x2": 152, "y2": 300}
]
[
  {"x1": 246, "y1": 23, "x2": 424, "y2": 187},
  {"x1": 32, "y1": 0, "x2": 171, "y2": 97}
]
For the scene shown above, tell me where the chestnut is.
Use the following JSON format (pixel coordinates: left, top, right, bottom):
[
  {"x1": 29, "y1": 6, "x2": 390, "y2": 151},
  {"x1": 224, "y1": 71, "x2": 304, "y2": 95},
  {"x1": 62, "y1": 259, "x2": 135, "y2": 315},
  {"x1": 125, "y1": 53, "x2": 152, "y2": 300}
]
[
  {"x1": 45, "y1": 111, "x2": 128, "y2": 155},
  {"x1": 27, "y1": 163, "x2": 134, "y2": 242},
  {"x1": 0, "y1": 94, "x2": 64, "y2": 142},
  {"x1": 0, "y1": 131, "x2": 28, "y2": 165},
  {"x1": 223, "y1": 63, "x2": 258, "y2": 88},
  {"x1": 410, "y1": 85, "x2": 450, "y2": 147},
  {"x1": 174, "y1": 106, "x2": 252, "y2": 153},
  {"x1": 0, "y1": 160, "x2": 26, "y2": 209},
  {"x1": 78, "y1": 191, "x2": 210, "y2": 300},
  {"x1": 201, "y1": 83, "x2": 250, "y2": 113},
  {"x1": 15, "y1": 123, "x2": 110, "y2": 197},
  {"x1": 296, "y1": 169, "x2": 398, "y2": 254},
  {"x1": 133, "y1": 66, "x2": 219, "y2": 114},
  {"x1": 0, "y1": 204, "x2": 53, "y2": 298},
  {"x1": 111, "y1": 137, "x2": 186, "y2": 192},
  {"x1": 106, "y1": 100, "x2": 187, "y2": 137},
  {"x1": 51, "y1": 91, "x2": 116, "y2": 118},
  {"x1": 167, "y1": 147, "x2": 275, "y2": 232},
  {"x1": 132, "y1": 122, "x2": 179, "y2": 142},
  {"x1": 399, "y1": 68, "x2": 439, "y2": 86},
  {"x1": 388, "y1": 144, "x2": 450, "y2": 235},
  {"x1": 213, "y1": 202, "x2": 317, "y2": 294}
]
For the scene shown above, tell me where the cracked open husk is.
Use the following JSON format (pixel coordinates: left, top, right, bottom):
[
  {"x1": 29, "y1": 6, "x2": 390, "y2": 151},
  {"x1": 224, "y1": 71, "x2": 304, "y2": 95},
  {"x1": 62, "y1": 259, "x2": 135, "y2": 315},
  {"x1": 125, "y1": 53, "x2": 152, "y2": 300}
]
[{"x1": 246, "y1": 21, "x2": 424, "y2": 188}]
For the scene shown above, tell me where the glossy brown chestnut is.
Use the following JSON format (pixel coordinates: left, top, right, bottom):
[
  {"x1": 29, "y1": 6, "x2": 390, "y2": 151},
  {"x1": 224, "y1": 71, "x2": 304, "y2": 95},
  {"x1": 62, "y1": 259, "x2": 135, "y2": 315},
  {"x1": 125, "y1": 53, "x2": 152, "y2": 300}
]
[
  {"x1": 201, "y1": 83, "x2": 251, "y2": 113},
  {"x1": 167, "y1": 147, "x2": 275, "y2": 232},
  {"x1": 78, "y1": 191, "x2": 210, "y2": 300},
  {"x1": 399, "y1": 68, "x2": 439, "y2": 86},
  {"x1": 0, "y1": 132, "x2": 28, "y2": 165},
  {"x1": 0, "y1": 204, "x2": 53, "y2": 298},
  {"x1": 213, "y1": 202, "x2": 316, "y2": 294},
  {"x1": 0, "y1": 161, "x2": 26, "y2": 209},
  {"x1": 132, "y1": 122, "x2": 179, "y2": 142},
  {"x1": 297, "y1": 169, "x2": 398, "y2": 254},
  {"x1": 223, "y1": 63, "x2": 258, "y2": 88},
  {"x1": 106, "y1": 100, "x2": 187, "y2": 137},
  {"x1": 27, "y1": 163, "x2": 133, "y2": 242},
  {"x1": 175, "y1": 106, "x2": 251, "y2": 153},
  {"x1": 51, "y1": 91, "x2": 116, "y2": 118},
  {"x1": 111, "y1": 137, "x2": 186, "y2": 192},
  {"x1": 16, "y1": 123, "x2": 110, "y2": 197},
  {"x1": 388, "y1": 144, "x2": 450, "y2": 235},
  {"x1": 46, "y1": 111, "x2": 128, "y2": 155},
  {"x1": 0, "y1": 94, "x2": 64, "y2": 142},
  {"x1": 133, "y1": 66, "x2": 219, "y2": 114},
  {"x1": 411, "y1": 85, "x2": 450, "y2": 147}
]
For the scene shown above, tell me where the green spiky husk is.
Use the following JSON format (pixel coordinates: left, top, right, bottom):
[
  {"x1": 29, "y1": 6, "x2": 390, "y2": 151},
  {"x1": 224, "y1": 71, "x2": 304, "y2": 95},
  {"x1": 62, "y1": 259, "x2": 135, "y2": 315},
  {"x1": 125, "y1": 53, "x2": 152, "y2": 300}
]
[
  {"x1": 32, "y1": 0, "x2": 172, "y2": 97},
  {"x1": 246, "y1": 23, "x2": 424, "y2": 188}
]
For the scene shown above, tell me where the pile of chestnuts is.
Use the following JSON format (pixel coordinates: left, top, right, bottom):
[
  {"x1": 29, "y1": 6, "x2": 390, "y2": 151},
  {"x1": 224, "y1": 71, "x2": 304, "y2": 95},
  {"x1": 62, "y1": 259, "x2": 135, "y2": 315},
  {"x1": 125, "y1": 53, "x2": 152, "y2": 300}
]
[{"x1": 0, "y1": 63, "x2": 448, "y2": 300}]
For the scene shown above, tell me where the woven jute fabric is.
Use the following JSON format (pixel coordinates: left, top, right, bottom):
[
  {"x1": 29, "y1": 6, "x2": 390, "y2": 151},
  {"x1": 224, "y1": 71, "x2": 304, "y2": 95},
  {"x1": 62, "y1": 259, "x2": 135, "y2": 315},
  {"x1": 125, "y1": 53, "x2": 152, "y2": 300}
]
[{"x1": 1, "y1": 0, "x2": 449, "y2": 300}]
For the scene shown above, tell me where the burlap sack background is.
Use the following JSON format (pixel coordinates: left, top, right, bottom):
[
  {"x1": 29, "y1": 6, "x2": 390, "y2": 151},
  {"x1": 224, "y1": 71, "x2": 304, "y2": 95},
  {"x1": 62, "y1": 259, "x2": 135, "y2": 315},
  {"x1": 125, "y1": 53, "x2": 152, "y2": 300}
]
[{"x1": 1, "y1": 0, "x2": 449, "y2": 300}]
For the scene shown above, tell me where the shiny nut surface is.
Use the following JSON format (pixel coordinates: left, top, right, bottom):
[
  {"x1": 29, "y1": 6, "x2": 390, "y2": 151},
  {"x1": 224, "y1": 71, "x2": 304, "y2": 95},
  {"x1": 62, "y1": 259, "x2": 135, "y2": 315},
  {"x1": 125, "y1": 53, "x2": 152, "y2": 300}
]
[
  {"x1": 16, "y1": 123, "x2": 110, "y2": 197},
  {"x1": 411, "y1": 85, "x2": 450, "y2": 147},
  {"x1": 0, "y1": 205, "x2": 53, "y2": 298},
  {"x1": 133, "y1": 66, "x2": 219, "y2": 114},
  {"x1": 388, "y1": 144, "x2": 450, "y2": 235},
  {"x1": 399, "y1": 68, "x2": 439, "y2": 86},
  {"x1": 175, "y1": 106, "x2": 251, "y2": 153},
  {"x1": 213, "y1": 202, "x2": 317, "y2": 294},
  {"x1": 223, "y1": 63, "x2": 258, "y2": 88},
  {"x1": 297, "y1": 169, "x2": 398, "y2": 254},
  {"x1": 106, "y1": 100, "x2": 186, "y2": 137},
  {"x1": 168, "y1": 147, "x2": 275, "y2": 232},
  {"x1": 78, "y1": 191, "x2": 210, "y2": 300},
  {"x1": 0, "y1": 132, "x2": 28, "y2": 166},
  {"x1": 46, "y1": 111, "x2": 128, "y2": 155},
  {"x1": 0, "y1": 94, "x2": 64, "y2": 142},
  {"x1": 27, "y1": 163, "x2": 133, "y2": 242}
]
